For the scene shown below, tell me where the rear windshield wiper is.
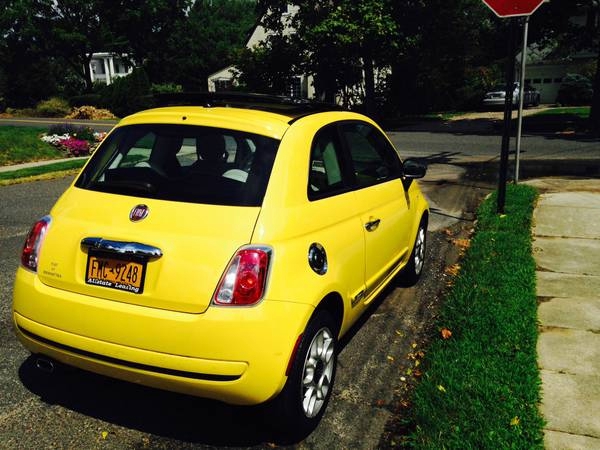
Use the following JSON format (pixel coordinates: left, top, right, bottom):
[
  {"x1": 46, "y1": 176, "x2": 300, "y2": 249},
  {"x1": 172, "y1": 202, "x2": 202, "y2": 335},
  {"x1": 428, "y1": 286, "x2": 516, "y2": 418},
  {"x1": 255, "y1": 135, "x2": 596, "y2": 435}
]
[{"x1": 90, "y1": 180, "x2": 158, "y2": 195}]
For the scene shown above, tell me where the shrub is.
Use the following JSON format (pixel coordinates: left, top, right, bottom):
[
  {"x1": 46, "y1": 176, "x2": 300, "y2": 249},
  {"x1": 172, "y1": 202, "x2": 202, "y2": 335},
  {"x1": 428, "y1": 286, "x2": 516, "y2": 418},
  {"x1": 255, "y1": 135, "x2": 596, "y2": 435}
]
[
  {"x1": 36, "y1": 97, "x2": 71, "y2": 117},
  {"x1": 65, "y1": 106, "x2": 117, "y2": 120},
  {"x1": 556, "y1": 73, "x2": 593, "y2": 106},
  {"x1": 69, "y1": 94, "x2": 102, "y2": 108},
  {"x1": 150, "y1": 83, "x2": 183, "y2": 94},
  {"x1": 108, "y1": 68, "x2": 152, "y2": 117}
]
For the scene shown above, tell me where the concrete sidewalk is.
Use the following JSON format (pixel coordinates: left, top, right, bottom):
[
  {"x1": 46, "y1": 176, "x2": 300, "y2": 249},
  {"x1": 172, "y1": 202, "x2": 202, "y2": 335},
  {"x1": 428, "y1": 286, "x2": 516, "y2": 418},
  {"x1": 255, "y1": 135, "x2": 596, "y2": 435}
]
[
  {"x1": 0, "y1": 156, "x2": 88, "y2": 173},
  {"x1": 527, "y1": 178, "x2": 600, "y2": 450}
]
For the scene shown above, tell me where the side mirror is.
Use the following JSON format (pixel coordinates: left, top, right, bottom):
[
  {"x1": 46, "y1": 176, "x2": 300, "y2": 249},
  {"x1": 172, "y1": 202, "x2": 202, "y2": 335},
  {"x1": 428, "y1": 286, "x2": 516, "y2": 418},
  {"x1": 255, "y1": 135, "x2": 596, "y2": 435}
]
[{"x1": 402, "y1": 159, "x2": 427, "y2": 189}]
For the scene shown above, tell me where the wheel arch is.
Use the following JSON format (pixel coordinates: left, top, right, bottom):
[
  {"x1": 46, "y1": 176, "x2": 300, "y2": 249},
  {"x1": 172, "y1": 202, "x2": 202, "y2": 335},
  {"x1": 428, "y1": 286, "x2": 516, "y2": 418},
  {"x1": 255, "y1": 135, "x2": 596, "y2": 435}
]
[{"x1": 314, "y1": 292, "x2": 344, "y2": 338}]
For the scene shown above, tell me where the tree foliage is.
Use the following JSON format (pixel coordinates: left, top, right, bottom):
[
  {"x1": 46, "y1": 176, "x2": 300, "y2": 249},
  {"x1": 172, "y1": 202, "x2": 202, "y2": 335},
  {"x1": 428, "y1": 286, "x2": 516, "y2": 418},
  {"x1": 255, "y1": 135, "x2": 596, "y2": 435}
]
[
  {"x1": 0, "y1": 0, "x2": 256, "y2": 107},
  {"x1": 530, "y1": 0, "x2": 599, "y2": 132},
  {"x1": 0, "y1": 0, "x2": 598, "y2": 128},
  {"x1": 240, "y1": 1, "x2": 398, "y2": 115}
]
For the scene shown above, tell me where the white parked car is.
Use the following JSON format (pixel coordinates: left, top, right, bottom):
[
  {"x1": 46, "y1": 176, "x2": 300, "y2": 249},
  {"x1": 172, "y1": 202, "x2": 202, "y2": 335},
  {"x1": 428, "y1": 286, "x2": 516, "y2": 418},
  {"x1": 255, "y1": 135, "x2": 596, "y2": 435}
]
[{"x1": 483, "y1": 82, "x2": 540, "y2": 109}]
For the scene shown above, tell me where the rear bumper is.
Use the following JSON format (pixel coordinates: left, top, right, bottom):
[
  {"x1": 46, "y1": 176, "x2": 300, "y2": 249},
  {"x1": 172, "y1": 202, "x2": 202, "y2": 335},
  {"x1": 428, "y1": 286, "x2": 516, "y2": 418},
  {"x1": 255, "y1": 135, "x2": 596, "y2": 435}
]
[{"x1": 13, "y1": 268, "x2": 313, "y2": 405}]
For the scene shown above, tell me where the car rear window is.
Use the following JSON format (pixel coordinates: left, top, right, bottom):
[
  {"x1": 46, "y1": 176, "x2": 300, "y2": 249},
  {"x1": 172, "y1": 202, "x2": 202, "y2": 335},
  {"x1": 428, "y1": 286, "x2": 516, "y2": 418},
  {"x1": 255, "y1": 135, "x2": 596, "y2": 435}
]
[{"x1": 75, "y1": 124, "x2": 279, "y2": 206}]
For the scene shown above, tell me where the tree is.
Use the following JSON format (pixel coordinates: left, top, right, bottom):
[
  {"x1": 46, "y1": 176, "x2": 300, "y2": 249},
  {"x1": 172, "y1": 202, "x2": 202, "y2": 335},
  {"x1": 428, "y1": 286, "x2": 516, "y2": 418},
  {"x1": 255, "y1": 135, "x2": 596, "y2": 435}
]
[
  {"x1": 530, "y1": 0, "x2": 600, "y2": 133},
  {"x1": 248, "y1": 1, "x2": 398, "y2": 115},
  {"x1": 0, "y1": 0, "x2": 64, "y2": 106},
  {"x1": 144, "y1": 0, "x2": 257, "y2": 90},
  {"x1": 32, "y1": 0, "x2": 128, "y2": 91},
  {"x1": 0, "y1": 0, "x2": 256, "y2": 107},
  {"x1": 391, "y1": 0, "x2": 502, "y2": 113}
]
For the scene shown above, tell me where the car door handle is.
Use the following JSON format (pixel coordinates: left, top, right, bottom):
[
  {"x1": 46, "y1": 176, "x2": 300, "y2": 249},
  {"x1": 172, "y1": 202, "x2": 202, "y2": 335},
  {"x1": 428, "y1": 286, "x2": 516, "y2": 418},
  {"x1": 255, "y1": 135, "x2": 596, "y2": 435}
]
[{"x1": 365, "y1": 219, "x2": 381, "y2": 232}]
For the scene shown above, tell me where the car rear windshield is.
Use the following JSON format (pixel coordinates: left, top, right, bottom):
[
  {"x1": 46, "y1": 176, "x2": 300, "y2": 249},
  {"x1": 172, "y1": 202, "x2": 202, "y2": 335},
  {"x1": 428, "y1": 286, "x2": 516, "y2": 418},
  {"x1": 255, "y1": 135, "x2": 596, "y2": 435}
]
[{"x1": 75, "y1": 124, "x2": 279, "y2": 206}]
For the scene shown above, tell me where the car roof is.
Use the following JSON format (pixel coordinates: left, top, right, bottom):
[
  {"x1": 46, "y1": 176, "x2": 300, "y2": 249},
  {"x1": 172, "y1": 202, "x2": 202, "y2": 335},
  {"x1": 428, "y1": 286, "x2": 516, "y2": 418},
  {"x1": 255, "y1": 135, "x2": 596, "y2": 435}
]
[{"x1": 117, "y1": 92, "x2": 348, "y2": 140}]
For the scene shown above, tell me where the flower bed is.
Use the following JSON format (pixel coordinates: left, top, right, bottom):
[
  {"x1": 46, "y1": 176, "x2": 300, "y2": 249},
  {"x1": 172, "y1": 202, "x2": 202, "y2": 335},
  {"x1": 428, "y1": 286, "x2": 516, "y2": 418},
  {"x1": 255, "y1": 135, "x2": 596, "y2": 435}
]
[{"x1": 41, "y1": 125, "x2": 106, "y2": 157}]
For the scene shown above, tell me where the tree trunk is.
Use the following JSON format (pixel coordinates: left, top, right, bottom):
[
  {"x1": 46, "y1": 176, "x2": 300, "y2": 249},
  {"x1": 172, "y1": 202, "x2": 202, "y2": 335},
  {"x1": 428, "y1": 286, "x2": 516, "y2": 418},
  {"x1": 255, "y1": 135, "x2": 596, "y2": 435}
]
[
  {"x1": 589, "y1": 45, "x2": 600, "y2": 135},
  {"x1": 83, "y1": 53, "x2": 94, "y2": 92},
  {"x1": 362, "y1": 55, "x2": 376, "y2": 119}
]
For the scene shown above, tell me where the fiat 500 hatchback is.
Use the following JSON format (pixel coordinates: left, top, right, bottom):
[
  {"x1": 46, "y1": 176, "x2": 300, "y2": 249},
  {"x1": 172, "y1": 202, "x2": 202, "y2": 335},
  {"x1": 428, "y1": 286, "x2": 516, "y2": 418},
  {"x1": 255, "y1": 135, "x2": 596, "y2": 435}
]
[{"x1": 13, "y1": 94, "x2": 428, "y2": 438}]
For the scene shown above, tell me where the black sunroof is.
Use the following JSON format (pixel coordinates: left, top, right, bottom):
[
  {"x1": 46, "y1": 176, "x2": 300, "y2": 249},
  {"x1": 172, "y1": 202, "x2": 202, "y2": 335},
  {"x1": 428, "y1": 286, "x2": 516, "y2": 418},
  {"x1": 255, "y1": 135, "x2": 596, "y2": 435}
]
[{"x1": 149, "y1": 92, "x2": 346, "y2": 119}]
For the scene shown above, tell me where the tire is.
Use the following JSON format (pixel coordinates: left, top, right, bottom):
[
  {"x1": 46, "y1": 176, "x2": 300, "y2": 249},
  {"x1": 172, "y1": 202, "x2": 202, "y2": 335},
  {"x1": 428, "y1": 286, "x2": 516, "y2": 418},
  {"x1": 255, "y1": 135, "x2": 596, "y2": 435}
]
[
  {"x1": 269, "y1": 310, "x2": 337, "y2": 441},
  {"x1": 399, "y1": 218, "x2": 427, "y2": 286}
]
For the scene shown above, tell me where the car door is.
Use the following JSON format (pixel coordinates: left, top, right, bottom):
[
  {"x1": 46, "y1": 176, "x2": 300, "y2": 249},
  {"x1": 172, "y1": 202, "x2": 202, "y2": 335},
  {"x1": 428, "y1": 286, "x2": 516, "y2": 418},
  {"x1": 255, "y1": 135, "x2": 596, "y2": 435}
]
[
  {"x1": 306, "y1": 124, "x2": 367, "y2": 320},
  {"x1": 339, "y1": 121, "x2": 412, "y2": 303}
]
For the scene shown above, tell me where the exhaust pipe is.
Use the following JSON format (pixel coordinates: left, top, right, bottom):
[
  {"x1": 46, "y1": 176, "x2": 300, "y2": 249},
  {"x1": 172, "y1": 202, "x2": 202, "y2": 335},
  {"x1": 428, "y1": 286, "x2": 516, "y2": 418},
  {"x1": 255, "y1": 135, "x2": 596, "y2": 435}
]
[{"x1": 35, "y1": 356, "x2": 55, "y2": 374}]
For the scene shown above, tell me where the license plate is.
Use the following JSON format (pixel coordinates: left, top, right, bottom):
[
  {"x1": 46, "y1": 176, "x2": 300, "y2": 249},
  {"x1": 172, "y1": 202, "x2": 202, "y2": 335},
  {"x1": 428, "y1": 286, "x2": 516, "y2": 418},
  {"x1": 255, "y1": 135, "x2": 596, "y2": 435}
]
[{"x1": 86, "y1": 253, "x2": 146, "y2": 294}]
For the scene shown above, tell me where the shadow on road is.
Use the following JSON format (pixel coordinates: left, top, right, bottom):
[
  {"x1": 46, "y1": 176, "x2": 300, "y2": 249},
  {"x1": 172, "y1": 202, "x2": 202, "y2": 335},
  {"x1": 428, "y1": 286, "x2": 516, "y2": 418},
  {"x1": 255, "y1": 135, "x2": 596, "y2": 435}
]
[{"x1": 18, "y1": 356, "x2": 275, "y2": 447}]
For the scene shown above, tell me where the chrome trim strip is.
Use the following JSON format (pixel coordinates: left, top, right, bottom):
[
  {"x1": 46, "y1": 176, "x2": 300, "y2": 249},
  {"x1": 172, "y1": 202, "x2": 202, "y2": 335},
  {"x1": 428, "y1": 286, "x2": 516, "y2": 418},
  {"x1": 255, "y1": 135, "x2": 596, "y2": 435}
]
[{"x1": 81, "y1": 237, "x2": 163, "y2": 259}]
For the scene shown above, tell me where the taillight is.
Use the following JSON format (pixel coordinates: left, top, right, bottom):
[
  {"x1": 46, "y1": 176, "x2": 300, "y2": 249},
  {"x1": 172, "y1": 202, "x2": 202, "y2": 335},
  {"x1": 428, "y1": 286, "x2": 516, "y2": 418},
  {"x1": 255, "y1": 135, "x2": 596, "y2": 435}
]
[
  {"x1": 21, "y1": 215, "x2": 51, "y2": 272},
  {"x1": 213, "y1": 246, "x2": 271, "y2": 306}
]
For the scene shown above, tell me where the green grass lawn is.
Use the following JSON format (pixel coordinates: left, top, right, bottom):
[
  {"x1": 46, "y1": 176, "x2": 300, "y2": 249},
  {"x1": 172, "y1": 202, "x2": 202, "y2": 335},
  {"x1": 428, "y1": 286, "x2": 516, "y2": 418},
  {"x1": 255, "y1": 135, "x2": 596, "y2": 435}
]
[
  {"x1": 409, "y1": 184, "x2": 544, "y2": 449},
  {"x1": 532, "y1": 106, "x2": 590, "y2": 118},
  {"x1": 0, "y1": 126, "x2": 64, "y2": 166}
]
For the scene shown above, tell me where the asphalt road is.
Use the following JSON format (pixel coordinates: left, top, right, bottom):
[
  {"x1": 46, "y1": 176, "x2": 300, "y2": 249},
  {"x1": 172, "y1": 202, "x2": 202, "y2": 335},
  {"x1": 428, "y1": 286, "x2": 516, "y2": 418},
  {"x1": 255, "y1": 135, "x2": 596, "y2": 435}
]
[
  {"x1": 0, "y1": 120, "x2": 597, "y2": 448},
  {"x1": 0, "y1": 171, "x2": 489, "y2": 449}
]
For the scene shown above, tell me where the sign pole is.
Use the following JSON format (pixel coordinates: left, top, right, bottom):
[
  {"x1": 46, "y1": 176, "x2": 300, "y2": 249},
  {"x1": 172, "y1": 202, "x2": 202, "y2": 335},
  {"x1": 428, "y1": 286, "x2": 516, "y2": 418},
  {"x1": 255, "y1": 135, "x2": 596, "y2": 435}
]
[
  {"x1": 497, "y1": 17, "x2": 518, "y2": 214},
  {"x1": 515, "y1": 16, "x2": 529, "y2": 184}
]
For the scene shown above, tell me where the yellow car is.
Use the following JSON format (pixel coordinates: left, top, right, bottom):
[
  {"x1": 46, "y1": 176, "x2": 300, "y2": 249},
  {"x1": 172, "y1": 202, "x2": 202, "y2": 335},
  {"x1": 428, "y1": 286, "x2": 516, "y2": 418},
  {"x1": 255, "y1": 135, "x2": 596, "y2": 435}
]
[{"x1": 13, "y1": 94, "x2": 428, "y2": 438}]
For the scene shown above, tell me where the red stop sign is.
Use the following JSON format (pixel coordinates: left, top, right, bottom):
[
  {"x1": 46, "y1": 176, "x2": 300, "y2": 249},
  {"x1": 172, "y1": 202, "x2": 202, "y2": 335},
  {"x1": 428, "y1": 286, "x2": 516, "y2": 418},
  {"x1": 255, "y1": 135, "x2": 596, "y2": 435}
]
[{"x1": 482, "y1": 0, "x2": 546, "y2": 17}]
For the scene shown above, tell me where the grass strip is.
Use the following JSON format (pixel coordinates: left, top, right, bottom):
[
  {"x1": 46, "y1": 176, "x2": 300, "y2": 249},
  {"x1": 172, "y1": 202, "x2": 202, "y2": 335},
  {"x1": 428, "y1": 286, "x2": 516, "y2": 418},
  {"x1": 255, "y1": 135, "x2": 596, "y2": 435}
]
[
  {"x1": 0, "y1": 126, "x2": 63, "y2": 165},
  {"x1": 532, "y1": 106, "x2": 590, "y2": 118},
  {"x1": 0, "y1": 159, "x2": 87, "y2": 184},
  {"x1": 410, "y1": 184, "x2": 544, "y2": 449}
]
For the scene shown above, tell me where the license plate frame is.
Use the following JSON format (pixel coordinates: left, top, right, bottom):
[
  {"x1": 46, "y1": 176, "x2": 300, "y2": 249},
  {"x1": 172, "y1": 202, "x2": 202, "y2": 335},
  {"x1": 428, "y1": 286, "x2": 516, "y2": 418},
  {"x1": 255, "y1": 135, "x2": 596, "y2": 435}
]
[{"x1": 85, "y1": 251, "x2": 147, "y2": 294}]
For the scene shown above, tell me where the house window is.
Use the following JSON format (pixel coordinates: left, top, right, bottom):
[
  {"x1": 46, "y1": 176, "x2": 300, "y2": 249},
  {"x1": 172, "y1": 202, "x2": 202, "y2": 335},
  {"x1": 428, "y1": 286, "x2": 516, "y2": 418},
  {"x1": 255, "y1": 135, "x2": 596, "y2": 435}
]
[
  {"x1": 289, "y1": 76, "x2": 302, "y2": 98},
  {"x1": 92, "y1": 60, "x2": 105, "y2": 74},
  {"x1": 533, "y1": 78, "x2": 541, "y2": 84},
  {"x1": 543, "y1": 78, "x2": 552, "y2": 83},
  {"x1": 554, "y1": 77, "x2": 563, "y2": 83},
  {"x1": 214, "y1": 79, "x2": 233, "y2": 92},
  {"x1": 115, "y1": 60, "x2": 128, "y2": 74}
]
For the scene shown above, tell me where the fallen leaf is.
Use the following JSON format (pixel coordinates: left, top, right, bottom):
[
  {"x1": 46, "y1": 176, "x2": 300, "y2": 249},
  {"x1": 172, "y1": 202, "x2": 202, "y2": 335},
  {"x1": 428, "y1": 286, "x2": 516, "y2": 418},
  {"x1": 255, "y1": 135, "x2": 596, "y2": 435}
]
[
  {"x1": 437, "y1": 384, "x2": 446, "y2": 393},
  {"x1": 411, "y1": 342, "x2": 417, "y2": 349},
  {"x1": 444, "y1": 264, "x2": 461, "y2": 276},
  {"x1": 510, "y1": 416, "x2": 520, "y2": 427},
  {"x1": 452, "y1": 238, "x2": 471, "y2": 250},
  {"x1": 441, "y1": 328, "x2": 452, "y2": 340},
  {"x1": 375, "y1": 399, "x2": 386, "y2": 407},
  {"x1": 387, "y1": 355, "x2": 395, "y2": 362},
  {"x1": 101, "y1": 431, "x2": 109, "y2": 440}
]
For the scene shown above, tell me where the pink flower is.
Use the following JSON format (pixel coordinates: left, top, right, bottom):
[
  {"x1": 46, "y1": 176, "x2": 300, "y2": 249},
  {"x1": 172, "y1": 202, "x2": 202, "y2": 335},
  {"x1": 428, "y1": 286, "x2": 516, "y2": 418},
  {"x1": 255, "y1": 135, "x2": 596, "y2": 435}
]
[{"x1": 58, "y1": 137, "x2": 90, "y2": 156}]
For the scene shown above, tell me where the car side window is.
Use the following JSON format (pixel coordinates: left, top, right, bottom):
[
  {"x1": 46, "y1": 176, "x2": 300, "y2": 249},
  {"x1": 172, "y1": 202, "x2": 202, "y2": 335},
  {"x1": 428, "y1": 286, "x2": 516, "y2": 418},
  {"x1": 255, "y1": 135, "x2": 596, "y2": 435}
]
[
  {"x1": 340, "y1": 122, "x2": 401, "y2": 188},
  {"x1": 308, "y1": 126, "x2": 346, "y2": 200},
  {"x1": 118, "y1": 132, "x2": 154, "y2": 168}
]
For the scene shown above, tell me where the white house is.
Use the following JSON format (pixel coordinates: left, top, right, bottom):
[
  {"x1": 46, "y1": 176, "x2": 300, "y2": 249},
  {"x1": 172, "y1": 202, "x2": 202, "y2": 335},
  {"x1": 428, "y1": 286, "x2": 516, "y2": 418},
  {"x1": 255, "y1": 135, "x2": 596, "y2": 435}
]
[
  {"x1": 89, "y1": 53, "x2": 134, "y2": 85},
  {"x1": 518, "y1": 8, "x2": 596, "y2": 104},
  {"x1": 207, "y1": 5, "x2": 315, "y2": 99},
  {"x1": 521, "y1": 45, "x2": 596, "y2": 104}
]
